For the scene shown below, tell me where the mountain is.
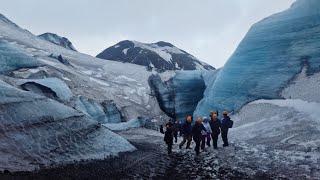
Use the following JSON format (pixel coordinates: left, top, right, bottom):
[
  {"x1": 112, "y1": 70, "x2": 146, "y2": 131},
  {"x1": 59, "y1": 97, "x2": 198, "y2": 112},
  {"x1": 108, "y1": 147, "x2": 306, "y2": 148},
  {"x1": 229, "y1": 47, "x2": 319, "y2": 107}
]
[
  {"x1": 96, "y1": 40, "x2": 215, "y2": 71},
  {"x1": 194, "y1": 0, "x2": 320, "y2": 116},
  {"x1": 38, "y1": 32, "x2": 77, "y2": 51}
]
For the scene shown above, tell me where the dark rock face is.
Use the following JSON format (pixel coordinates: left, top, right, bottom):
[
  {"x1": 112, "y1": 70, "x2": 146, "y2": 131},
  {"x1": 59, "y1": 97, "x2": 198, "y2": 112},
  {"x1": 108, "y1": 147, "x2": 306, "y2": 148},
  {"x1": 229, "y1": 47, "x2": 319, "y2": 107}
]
[
  {"x1": 49, "y1": 54, "x2": 73, "y2": 66},
  {"x1": 149, "y1": 71, "x2": 206, "y2": 121},
  {"x1": 96, "y1": 40, "x2": 215, "y2": 71},
  {"x1": 38, "y1": 33, "x2": 77, "y2": 51}
]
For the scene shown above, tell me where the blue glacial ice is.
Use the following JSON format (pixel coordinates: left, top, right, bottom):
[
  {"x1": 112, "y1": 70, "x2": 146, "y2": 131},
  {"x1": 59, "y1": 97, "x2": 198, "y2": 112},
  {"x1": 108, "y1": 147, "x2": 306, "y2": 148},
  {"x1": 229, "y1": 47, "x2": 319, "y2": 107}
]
[
  {"x1": 0, "y1": 80, "x2": 135, "y2": 171},
  {"x1": 0, "y1": 40, "x2": 41, "y2": 74},
  {"x1": 195, "y1": 0, "x2": 320, "y2": 116},
  {"x1": 18, "y1": 77, "x2": 73, "y2": 101},
  {"x1": 74, "y1": 96, "x2": 122, "y2": 123},
  {"x1": 149, "y1": 70, "x2": 206, "y2": 121}
]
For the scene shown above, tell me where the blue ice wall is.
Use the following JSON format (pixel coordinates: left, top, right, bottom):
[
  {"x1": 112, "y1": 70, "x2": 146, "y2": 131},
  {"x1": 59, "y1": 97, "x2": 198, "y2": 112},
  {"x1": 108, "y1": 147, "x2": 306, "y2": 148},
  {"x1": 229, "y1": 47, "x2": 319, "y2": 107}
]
[
  {"x1": 173, "y1": 71, "x2": 206, "y2": 121},
  {"x1": 149, "y1": 71, "x2": 206, "y2": 121},
  {"x1": 195, "y1": 0, "x2": 320, "y2": 116}
]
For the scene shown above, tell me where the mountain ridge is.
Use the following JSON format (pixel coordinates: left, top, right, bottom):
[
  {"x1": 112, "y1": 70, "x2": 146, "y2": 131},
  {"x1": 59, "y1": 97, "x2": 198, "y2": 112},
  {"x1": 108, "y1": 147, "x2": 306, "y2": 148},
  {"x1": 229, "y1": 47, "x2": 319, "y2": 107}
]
[{"x1": 96, "y1": 40, "x2": 215, "y2": 71}]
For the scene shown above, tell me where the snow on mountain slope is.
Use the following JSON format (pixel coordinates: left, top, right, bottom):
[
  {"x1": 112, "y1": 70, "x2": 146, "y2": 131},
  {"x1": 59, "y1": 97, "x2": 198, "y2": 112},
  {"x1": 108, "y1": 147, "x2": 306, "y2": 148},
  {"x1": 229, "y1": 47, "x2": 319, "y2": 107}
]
[
  {"x1": 195, "y1": 0, "x2": 320, "y2": 116},
  {"x1": 38, "y1": 32, "x2": 77, "y2": 51},
  {"x1": 96, "y1": 40, "x2": 215, "y2": 71}
]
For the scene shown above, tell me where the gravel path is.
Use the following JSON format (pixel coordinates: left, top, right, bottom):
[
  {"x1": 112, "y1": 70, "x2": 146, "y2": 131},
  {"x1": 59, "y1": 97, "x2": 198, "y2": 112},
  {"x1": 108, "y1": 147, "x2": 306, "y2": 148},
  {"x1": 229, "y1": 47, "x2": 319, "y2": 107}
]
[{"x1": 0, "y1": 128, "x2": 285, "y2": 180}]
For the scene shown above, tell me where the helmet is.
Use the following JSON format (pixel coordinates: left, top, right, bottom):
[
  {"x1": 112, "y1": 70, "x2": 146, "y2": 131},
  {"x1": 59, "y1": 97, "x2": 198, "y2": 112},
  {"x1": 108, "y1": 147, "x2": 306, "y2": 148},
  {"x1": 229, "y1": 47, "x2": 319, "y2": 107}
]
[{"x1": 223, "y1": 111, "x2": 228, "y2": 115}]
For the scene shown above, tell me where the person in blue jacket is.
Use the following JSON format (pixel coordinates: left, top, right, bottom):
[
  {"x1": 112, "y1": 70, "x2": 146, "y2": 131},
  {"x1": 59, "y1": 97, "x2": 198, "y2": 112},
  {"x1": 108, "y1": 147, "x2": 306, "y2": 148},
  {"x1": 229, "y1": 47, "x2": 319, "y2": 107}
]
[
  {"x1": 179, "y1": 115, "x2": 193, "y2": 149},
  {"x1": 221, "y1": 111, "x2": 231, "y2": 147}
]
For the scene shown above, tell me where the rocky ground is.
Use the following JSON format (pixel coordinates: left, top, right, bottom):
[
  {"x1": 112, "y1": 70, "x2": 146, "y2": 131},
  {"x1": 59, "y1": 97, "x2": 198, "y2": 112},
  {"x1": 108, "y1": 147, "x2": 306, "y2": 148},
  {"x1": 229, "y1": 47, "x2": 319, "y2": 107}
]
[{"x1": 0, "y1": 128, "x2": 306, "y2": 180}]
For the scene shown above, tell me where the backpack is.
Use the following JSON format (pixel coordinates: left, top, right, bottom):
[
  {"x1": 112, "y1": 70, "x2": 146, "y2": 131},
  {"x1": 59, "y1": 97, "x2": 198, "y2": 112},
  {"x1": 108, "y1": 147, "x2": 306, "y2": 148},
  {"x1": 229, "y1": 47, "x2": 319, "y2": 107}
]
[{"x1": 228, "y1": 119, "x2": 234, "y2": 128}]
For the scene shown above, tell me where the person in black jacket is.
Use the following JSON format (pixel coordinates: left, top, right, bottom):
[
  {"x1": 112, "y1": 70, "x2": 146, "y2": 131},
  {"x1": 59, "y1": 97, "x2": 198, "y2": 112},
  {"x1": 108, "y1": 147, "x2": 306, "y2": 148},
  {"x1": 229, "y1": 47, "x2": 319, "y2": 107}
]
[
  {"x1": 209, "y1": 112, "x2": 221, "y2": 149},
  {"x1": 179, "y1": 115, "x2": 193, "y2": 149},
  {"x1": 192, "y1": 117, "x2": 207, "y2": 155},
  {"x1": 221, "y1": 111, "x2": 231, "y2": 147},
  {"x1": 173, "y1": 120, "x2": 180, "y2": 143},
  {"x1": 164, "y1": 122, "x2": 174, "y2": 154},
  {"x1": 160, "y1": 125, "x2": 164, "y2": 134}
]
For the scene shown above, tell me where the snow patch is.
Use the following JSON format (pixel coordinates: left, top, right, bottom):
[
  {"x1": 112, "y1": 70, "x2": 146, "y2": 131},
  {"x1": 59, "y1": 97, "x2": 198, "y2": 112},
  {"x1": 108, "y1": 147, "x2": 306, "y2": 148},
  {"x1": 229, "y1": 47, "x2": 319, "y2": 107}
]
[
  {"x1": 251, "y1": 99, "x2": 320, "y2": 122},
  {"x1": 122, "y1": 48, "x2": 129, "y2": 55},
  {"x1": 132, "y1": 41, "x2": 186, "y2": 63}
]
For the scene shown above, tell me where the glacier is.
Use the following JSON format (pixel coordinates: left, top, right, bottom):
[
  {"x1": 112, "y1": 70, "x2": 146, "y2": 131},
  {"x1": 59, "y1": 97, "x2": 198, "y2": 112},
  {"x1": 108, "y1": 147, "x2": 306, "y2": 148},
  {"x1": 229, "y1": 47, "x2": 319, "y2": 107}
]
[
  {"x1": 149, "y1": 70, "x2": 207, "y2": 121},
  {"x1": 0, "y1": 40, "x2": 41, "y2": 73},
  {"x1": 0, "y1": 12, "x2": 171, "y2": 171},
  {"x1": 195, "y1": 0, "x2": 320, "y2": 116},
  {"x1": 17, "y1": 77, "x2": 73, "y2": 101},
  {"x1": 0, "y1": 80, "x2": 135, "y2": 171}
]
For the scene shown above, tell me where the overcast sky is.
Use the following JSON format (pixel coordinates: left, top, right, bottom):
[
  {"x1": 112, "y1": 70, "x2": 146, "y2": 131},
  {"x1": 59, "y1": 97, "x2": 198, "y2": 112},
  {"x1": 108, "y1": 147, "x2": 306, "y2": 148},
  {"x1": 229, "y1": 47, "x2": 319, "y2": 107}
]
[{"x1": 1, "y1": 0, "x2": 295, "y2": 67}]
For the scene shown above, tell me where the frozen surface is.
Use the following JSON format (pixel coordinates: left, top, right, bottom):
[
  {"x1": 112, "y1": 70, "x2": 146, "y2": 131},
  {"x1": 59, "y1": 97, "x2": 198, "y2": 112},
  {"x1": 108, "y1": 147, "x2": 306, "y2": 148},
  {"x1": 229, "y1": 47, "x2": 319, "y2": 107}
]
[
  {"x1": 228, "y1": 98, "x2": 320, "y2": 179},
  {"x1": 173, "y1": 71, "x2": 206, "y2": 121},
  {"x1": 281, "y1": 66, "x2": 320, "y2": 103},
  {"x1": 74, "y1": 96, "x2": 122, "y2": 123},
  {"x1": 251, "y1": 99, "x2": 320, "y2": 122},
  {"x1": 0, "y1": 80, "x2": 135, "y2": 172},
  {"x1": 103, "y1": 118, "x2": 143, "y2": 131},
  {"x1": 149, "y1": 70, "x2": 207, "y2": 121},
  {"x1": 0, "y1": 40, "x2": 41, "y2": 74},
  {"x1": 194, "y1": 69, "x2": 221, "y2": 117},
  {"x1": 196, "y1": 0, "x2": 320, "y2": 115},
  {"x1": 17, "y1": 77, "x2": 73, "y2": 101}
]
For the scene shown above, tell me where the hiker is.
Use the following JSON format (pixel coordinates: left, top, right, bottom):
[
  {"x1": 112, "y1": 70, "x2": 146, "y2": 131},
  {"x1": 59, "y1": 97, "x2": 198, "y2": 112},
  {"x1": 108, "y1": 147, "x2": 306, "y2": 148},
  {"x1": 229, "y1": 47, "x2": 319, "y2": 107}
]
[
  {"x1": 179, "y1": 115, "x2": 193, "y2": 149},
  {"x1": 164, "y1": 122, "x2": 174, "y2": 154},
  {"x1": 209, "y1": 112, "x2": 221, "y2": 149},
  {"x1": 201, "y1": 117, "x2": 212, "y2": 150},
  {"x1": 173, "y1": 120, "x2": 180, "y2": 143},
  {"x1": 221, "y1": 111, "x2": 233, "y2": 147},
  {"x1": 160, "y1": 125, "x2": 164, "y2": 134},
  {"x1": 192, "y1": 117, "x2": 207, "y2": 155},
  {"x1": 211, "y1": 110, "x2": 219, "y2": 117}
]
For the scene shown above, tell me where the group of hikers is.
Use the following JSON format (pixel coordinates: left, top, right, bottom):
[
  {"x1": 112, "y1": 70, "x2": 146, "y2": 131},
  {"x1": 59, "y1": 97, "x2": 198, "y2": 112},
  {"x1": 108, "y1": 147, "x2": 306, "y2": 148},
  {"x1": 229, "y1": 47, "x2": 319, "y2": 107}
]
[{"x1": 161, "y1": 111, "x2": 233, "y2": 155}]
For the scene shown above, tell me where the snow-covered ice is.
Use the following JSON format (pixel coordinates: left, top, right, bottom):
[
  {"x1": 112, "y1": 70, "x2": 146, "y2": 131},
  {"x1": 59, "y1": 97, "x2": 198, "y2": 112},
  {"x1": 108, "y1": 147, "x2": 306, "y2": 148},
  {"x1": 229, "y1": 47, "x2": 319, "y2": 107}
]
[{"x1": 103, "y1": 118, "x2": 144, "y2": 131}]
